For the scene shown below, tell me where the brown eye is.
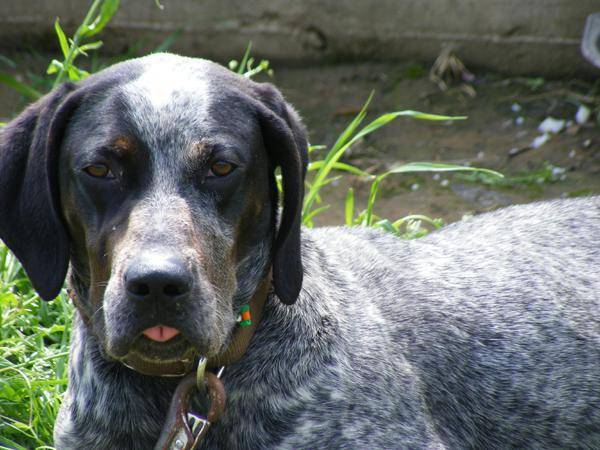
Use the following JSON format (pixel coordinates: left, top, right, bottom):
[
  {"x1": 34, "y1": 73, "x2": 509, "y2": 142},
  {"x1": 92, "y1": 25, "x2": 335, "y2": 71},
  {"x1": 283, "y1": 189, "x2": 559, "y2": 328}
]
[
  {"x1": 210, "y1": 161, "x2": 234, "y2": 177},
  {"x1": 83, "y1": 164, "x2": 112, "y2": 178}
]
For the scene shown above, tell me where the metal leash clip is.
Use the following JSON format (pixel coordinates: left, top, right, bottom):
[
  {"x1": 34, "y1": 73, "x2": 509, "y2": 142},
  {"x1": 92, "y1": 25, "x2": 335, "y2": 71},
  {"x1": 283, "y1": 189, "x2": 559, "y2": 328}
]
[
  {"x1": 187, "y1": 357, "x2": 210, "y2": 442},
  {"x1": 155, "y1": 358, "x2": 226, "y2": 450}
]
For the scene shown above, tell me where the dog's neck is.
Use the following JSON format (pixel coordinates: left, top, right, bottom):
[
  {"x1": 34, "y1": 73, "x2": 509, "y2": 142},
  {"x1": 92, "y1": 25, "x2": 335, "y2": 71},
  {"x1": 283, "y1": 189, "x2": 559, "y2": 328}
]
[{"x1": 66, "y1": 268, "x2": 92, "y2": 322}]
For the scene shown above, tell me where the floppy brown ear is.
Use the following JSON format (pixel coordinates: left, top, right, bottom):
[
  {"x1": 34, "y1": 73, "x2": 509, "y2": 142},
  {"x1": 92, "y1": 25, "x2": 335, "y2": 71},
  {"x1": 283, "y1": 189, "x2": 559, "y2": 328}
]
[
  {"x1": 0, "y1": 83, "x2": 79, "y2": 300},
  {"x1": 254, "y1": 84, "x2": 308, "y2": 305}
]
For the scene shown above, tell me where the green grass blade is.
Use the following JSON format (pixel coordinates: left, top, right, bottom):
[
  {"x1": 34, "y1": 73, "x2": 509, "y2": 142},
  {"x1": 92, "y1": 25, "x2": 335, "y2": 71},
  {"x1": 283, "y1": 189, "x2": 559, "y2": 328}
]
[
  {"x1": 0, "y1": 73, "x2": 41, "y2": 100},
  {"x1": 302, "y1": 205, "x2": 330, "y2": 227},
  {"x1": 54, "y1": 19, "x2": 69, "y2": 58},
  {"x1": 308, "y1": 161, "x2": 372, "y2": 177},
  {"x1": 308, "y1": 144, "x2": 326, "y2": 154},
  {"x1": 302, "y1": 95, "x2": 466, "y2": 222},
  {"x1": 46, "y1": 59, "x2": 63, "y2": 75},
  {"x1": 345, "y1": 188, "x2": 355, "y2": 226},
  {"x1": 394, "y1": 110, "x2": 467, "y2": 121},
  {"x1": 0, "y1": 436, "x2": 29, "y2": 450},
  {"x1": 84, "y1": 0, "x2": 120, "y2": 37},
  {"x1": 77, "y1": 40, "x2": 104, "y2": 54},
  {"x1": 373, "y1": 219, "x2": 400, "y2": 236},
  {"x1": 237, "y1": 42, "x2": 252, "y2": 74},
  {"x1": 393, "y1": 214, "x2": 442, "y2": 229},
  {"x1": 0, "y1": 55, "x2": 17, "y2": 68},
  {"x1": 328, "y1": 91, "x2": 374, "y2": 157},
  {"x1": 385, "y1": 162, "x2": 503, "y2": 178},
  {"x1": 317, "y1": 175, "x2": 342, "y2": 189},
  {"x1": 353, "y1": 111, "x2": 466, "y2": 143},
  {"x1": 363, "y1": 163, "x2": 502, "y2": 226},
  {"x1": 364, "y1": 174, "x2": 385, "y2": 226},
  {"x1": 302, "y1": 92, "x2": 374, "y2": 218}
]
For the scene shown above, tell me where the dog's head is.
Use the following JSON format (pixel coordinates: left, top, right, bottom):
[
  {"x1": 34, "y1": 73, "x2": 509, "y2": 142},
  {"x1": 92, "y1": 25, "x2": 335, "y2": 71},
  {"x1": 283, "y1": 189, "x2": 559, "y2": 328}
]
[{"x1": 0, "y1": 54, "x2": 307, "y2": 373}]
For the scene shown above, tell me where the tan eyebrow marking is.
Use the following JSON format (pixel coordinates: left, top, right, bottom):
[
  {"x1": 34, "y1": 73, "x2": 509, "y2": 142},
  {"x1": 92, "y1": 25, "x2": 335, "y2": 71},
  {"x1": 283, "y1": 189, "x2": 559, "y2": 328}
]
[
  {"x1": 188, "y1": 139, "x2": 213, "y2": 165},
  {"x1": 193, "y1": 140, "x2": 210, "y2": 155},
  {"x1": 111, "y1": 136, "x2": 136, "y2": 155}
]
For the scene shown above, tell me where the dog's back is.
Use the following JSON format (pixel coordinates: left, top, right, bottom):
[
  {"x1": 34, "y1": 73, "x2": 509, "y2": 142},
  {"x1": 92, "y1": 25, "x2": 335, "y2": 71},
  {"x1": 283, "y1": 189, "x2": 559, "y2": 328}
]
[{"x1": 287, "y1": 196, "x2": 600, "y2": 448}]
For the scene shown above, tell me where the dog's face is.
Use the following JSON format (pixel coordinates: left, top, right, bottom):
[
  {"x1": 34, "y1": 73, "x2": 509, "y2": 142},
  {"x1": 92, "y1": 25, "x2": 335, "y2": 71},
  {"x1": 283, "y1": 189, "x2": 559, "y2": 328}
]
[{"x1": 0, "y1": 54, "x2": 307, "y2": 375}]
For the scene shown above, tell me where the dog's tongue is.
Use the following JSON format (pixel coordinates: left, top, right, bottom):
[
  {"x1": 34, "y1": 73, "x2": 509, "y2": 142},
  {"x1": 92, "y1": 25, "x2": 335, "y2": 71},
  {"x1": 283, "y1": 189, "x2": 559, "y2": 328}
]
[{"x1": 142, "y1": 326, "x2": 180, "y2": 342}]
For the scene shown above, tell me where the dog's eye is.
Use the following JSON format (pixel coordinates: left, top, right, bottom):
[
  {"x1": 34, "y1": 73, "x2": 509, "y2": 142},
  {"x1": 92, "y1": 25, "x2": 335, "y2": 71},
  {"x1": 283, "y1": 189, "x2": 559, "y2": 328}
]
[
  {"x1": 209, "y1": 161, "x2": 235, "y2": 177},
  {"x1": 83, "y1": 164, "x2": 113, "y2": 179}
]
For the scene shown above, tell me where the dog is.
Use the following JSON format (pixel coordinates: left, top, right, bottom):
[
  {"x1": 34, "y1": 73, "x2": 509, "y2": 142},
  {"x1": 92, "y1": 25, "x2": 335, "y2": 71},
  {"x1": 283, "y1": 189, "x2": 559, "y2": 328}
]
[{"x1": 0, "y1": 53, "x2": 599, "y2": 449}]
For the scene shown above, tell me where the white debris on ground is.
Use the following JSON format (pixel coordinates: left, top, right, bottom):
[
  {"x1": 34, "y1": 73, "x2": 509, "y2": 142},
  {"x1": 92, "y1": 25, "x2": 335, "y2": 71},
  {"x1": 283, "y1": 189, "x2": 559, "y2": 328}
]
[
  {"x1": 531, "y1": 133, "x2": 551, "y2": 148},
  {"x1": 550, "y1": 166, "x2": 567, "y2": 181},
  {"x1": 530, "y1": 116, "x2": 569, "y2": 149},
  {"x1": 538, "y1": 117, "x2": 566, "y2": 134},
  {"x1": 575, "y1": 105, "x2": 591, "y2": 124},
  {"x1": 524, "y1": 106, "x2": 595, "y2": 151},
  {"x1": 510, "y1": 103, "x2": 525, "y2": 125}
]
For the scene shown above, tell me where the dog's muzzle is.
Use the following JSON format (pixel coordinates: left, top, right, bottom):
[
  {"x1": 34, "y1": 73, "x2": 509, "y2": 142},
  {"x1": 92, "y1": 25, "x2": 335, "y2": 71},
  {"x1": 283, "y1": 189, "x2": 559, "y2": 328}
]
[{"x1": 120, "y1": 334, "x2": 200, "y2": 377}]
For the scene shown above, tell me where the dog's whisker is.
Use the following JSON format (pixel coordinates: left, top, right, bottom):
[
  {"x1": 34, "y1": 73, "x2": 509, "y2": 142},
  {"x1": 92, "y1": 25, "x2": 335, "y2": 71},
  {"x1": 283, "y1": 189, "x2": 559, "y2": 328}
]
[{"x1": 89, "y1": 305, "x2": 104, "y2": 323}]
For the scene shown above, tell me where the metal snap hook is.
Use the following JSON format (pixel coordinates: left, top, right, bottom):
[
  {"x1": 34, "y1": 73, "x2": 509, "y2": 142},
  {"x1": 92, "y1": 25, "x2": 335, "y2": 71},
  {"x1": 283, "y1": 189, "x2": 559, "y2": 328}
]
[{"x1": 195, "y1": 356, "x2": 207, "y2": 392}]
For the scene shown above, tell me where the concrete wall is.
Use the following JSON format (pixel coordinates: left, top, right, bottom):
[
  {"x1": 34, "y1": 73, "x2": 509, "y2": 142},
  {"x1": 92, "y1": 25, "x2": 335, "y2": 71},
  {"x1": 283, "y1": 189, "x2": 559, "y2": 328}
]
[{"x1": 1, "y1": 0, "x2": 598, "y2": 77}]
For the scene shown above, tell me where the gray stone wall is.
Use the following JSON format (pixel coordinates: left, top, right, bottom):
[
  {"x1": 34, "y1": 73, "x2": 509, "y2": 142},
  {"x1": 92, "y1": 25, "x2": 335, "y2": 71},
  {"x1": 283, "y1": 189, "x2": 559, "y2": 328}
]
[{"x1": 1, "y1": 0, "x2": 598, "y2": 77}]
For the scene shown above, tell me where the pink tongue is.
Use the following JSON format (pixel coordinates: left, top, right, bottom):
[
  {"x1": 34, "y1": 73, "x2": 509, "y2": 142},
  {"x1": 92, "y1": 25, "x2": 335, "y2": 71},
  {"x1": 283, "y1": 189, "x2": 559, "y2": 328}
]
[{"x1": 142, "y1": 326, "x2": 180, "y2": 342}]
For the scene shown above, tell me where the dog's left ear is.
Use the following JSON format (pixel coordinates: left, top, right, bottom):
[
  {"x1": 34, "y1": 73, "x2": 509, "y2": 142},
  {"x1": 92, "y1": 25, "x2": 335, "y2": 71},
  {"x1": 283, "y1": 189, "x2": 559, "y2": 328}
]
[
  {"x1": 253, "y1": 83, "x2": 308, "y2": 305},
  {"x1": 0, "y1": 83, "x2": 81, "y2": 300}
]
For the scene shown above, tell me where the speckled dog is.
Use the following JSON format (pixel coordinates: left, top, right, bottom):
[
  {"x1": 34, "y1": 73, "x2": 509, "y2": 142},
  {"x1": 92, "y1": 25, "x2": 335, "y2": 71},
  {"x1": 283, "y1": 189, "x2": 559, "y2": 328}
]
[{"x1": 0, "y1": 54, "x2": 599, "y2": 449}]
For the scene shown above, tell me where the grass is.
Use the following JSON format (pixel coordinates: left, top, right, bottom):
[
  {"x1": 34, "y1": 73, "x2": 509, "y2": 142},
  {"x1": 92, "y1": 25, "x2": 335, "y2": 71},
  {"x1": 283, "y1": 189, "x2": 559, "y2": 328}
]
[
  {"x1": 0, "y1": 247, "x2": 72, "y2": 449},
  {"x1": 0, "y1": 1, "x2": 502, "y2": 448}
]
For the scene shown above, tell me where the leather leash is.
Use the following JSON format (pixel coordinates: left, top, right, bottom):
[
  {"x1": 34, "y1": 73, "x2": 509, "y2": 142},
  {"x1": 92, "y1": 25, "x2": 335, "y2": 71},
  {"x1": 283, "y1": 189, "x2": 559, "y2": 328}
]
[
  {"x1": 154, "y1": 275, "x2": 270, "y2": 450},
  {"x1": 153, "y1": 362, "x2": 226, "y2": 450}
]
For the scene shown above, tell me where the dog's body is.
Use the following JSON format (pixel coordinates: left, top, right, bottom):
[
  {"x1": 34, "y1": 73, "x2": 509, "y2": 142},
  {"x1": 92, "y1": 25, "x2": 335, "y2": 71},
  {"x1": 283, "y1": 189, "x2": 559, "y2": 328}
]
[{"x1": 0, "y1": 54, "x2": 599, "y2": 448}]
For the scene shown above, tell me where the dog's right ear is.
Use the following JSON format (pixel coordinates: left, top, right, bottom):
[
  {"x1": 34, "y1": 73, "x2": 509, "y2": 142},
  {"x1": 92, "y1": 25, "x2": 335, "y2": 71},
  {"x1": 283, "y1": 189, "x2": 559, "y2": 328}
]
[
  {"x1": 0, "y1": 83, "x2": 79, "y2": 300},
  {"x1": 250, "y1": 83, "x2": 308, "y2": 306}
]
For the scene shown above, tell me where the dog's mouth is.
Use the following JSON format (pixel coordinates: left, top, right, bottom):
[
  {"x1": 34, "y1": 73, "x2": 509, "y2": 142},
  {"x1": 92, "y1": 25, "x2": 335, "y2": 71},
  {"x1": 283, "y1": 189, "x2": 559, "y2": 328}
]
[
  {"x1": 142, "y1": 325, "x2": 181, "y2": 342},
  {"x1": 119, "y1": 326, "x2": 199, "y2": 377}
]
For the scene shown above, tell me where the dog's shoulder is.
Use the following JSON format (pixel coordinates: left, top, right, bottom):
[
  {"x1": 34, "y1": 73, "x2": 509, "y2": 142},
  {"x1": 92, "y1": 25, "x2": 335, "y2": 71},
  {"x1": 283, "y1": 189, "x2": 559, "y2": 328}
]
[
  {"x1": 429, "y1": 194, "x2": 599, "y2": 245},
  {"x1": 298, "y1": 195, "x2": 600, "y2": 343},
  {"x1": 302, "y1": 196, "x2": 600, "y2": 281}
]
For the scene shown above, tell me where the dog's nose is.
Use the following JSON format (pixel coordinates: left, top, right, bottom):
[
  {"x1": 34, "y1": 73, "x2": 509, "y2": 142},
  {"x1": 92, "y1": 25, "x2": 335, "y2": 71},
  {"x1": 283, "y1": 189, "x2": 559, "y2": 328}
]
[{"x1": 124, "y1": 252, "x2": 191, "y2": 301}]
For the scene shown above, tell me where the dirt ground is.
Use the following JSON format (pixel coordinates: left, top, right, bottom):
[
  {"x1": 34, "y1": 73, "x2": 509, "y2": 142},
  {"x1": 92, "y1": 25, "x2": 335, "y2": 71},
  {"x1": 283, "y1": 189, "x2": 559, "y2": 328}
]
[
  {"x1": 272, "y1": 63, "x2": 599, "y2": 226},
  {"x1": 1, "y1": 55, "x2": 598, "y2": 227}
]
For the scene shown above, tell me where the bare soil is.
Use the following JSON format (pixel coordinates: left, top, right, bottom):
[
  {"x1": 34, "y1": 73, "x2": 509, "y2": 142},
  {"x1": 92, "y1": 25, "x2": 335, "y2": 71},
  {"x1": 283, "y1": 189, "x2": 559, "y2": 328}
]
[{"x1": 272, "y1": 63, "x2": 600, "y2": 226}]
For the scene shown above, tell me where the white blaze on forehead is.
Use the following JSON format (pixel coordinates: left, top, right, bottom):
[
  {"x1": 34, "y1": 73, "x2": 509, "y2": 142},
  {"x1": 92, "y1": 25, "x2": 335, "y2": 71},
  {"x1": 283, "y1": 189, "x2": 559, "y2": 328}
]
[
  {"x1": 125, "y1": 58, "x2": 210, "y2": 112},
  {"x1": 121, "y1": 56, "x2": 213, "y2": 158}
]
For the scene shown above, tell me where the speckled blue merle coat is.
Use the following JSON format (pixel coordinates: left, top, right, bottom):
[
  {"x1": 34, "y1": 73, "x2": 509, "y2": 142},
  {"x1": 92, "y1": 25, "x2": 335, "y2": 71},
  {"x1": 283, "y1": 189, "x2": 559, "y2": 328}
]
[{"x1": 0, "y1": 54, "x2": 598, "y2": 449}]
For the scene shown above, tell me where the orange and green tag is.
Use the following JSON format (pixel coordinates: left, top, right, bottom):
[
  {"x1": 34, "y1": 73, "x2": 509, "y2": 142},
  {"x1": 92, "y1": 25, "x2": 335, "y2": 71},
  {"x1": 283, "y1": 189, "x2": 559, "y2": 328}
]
[{"x1": 239, "y1": 304, "x2": 251, "y2": 327}]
